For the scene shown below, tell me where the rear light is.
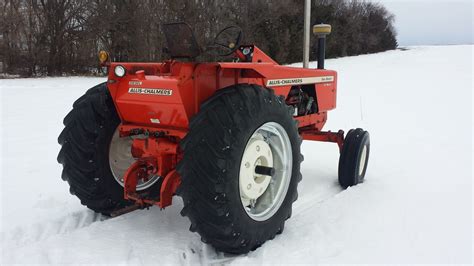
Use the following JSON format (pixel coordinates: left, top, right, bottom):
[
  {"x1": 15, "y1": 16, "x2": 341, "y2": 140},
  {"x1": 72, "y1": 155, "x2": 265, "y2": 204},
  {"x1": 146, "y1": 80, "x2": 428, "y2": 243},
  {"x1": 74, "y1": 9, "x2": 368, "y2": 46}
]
[{"x1": 114, "y1": 65, "x2": 126, "y2": 77}]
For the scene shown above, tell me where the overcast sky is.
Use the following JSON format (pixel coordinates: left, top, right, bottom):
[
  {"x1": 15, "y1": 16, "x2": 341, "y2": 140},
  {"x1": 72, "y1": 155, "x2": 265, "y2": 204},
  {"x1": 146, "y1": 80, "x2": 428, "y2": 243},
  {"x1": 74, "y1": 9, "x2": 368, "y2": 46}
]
[{"x1": 375, "y1": 0, "x2": 473, "y2": 46}]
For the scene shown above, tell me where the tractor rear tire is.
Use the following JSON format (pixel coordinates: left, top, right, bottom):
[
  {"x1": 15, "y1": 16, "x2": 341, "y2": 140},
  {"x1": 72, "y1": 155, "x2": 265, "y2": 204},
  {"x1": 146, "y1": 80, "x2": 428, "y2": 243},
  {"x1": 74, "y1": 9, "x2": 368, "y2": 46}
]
[
  {"x1": 57, "y1": 83, "x2": 132, "y2": 215},
  {"x1": 177, "y1": 84, "x2": 303, "y2": 254},
  {"x1": 338, "y1": 128, "x2": 370, "y2": 188}
]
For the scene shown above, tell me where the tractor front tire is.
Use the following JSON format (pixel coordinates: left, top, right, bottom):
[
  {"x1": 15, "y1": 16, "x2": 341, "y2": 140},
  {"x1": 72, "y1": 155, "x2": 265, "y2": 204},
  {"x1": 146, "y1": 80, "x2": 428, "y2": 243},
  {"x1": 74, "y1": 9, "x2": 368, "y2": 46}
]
[
  {"x1": 57, "y1": 83, "x2": 132, "y2": 215},
  {"x1": 338, "y1": 128, "x2": 370, "y2": 188},
  {"x1": 178, "y1": 84, "x2": 303, "y2": 254}
]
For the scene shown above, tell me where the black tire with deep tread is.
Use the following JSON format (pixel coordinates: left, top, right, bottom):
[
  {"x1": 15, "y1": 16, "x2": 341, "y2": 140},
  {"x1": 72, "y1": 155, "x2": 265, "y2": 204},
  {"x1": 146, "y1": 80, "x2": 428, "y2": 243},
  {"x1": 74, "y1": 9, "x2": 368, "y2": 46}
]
[
  {"x1": 338, "y1": 128, "x2": 370, "y2": 188},
  {"x1": 177, "y1": 84, "x2": 303, "y2": 254},
  {"x1": 57, "y1": 83, "x2": 132, "y2": 215}
]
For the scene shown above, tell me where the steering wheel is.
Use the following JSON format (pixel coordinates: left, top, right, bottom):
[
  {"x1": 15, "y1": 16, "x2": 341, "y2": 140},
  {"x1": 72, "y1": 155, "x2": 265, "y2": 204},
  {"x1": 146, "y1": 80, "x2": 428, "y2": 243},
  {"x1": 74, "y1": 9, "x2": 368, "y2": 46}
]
[{"x1": 211, "y1": 26, "x2": 243, "y2": 56}]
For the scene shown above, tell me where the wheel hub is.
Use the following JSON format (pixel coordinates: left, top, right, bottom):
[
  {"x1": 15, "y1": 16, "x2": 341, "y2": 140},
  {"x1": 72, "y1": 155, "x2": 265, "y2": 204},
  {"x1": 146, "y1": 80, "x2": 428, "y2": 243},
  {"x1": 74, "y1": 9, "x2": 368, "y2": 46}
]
[
  {"x1": 239, "y1": 139, "x2": 273, "y2": 204},
  {"x1": 239, "y1": 122, "x2": 293, "y2": 221}
]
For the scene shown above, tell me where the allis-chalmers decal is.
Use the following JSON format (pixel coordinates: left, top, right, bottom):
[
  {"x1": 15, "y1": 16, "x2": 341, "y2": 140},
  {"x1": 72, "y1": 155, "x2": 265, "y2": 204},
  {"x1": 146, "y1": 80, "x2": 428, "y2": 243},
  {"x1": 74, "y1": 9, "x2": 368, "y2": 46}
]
[
  {"x1": 266, "y1": 76, "x2": 334, "y2": 87},
  {"x1": 128, "y1": 88, "x2": 173, "y2": 96}
]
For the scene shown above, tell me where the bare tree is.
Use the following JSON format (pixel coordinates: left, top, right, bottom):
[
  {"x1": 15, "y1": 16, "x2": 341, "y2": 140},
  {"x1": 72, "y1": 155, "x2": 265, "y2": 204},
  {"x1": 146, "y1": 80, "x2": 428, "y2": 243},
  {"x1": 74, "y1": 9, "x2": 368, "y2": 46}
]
[{"x1": 1, "y1": 0, "x2": 397, "y2": 77}]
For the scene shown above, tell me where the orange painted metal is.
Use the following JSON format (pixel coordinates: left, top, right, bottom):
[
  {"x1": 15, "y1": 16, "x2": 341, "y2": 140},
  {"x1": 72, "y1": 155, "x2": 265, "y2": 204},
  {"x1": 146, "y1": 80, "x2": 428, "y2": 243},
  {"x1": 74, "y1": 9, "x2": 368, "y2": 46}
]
[
  {"x1": 159, "y1": 170, "x2": 181, "y2": 208},
  {"x1": 106, "y1": 59, "x2": 337, "y2": 132},
  {"x1": 123, "y1": 158, "x2": 159, "y2": 205},
  {"x1": 300, "y1": 129, "x2": 345, "y2": 152},
  {"x1": 122, "y1": 132, "x2": 180, "y2": 208},
  {"x1": 107, "y1": 45, "x2": 341, "y2": 208}
]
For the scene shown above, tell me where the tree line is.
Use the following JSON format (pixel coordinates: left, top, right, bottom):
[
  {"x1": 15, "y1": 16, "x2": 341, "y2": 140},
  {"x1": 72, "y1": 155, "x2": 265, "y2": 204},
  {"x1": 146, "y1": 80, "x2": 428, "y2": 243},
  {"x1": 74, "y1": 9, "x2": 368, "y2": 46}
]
[{"x1": 0, "y1": 0, "x2": 397, "y2": 77}]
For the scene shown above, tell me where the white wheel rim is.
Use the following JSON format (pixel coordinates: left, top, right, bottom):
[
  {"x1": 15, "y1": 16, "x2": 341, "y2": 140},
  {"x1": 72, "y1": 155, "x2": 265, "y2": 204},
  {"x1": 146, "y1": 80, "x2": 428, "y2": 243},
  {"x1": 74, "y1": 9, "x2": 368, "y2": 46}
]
[
  {"x1": 239, "y1": 122, "x2": 293, "y2": 221},
  {"x1": 108, "y1": 128, "x2": 161, "y2": 190},
  {"x1": 358, "y1": 145, "x2": 367, "y2": 176}
]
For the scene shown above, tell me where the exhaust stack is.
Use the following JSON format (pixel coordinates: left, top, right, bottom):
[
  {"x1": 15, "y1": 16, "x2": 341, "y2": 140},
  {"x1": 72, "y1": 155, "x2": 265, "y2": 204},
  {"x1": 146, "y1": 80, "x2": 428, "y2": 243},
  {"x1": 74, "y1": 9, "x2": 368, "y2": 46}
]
[{"x1": 313, "y1": 24, "x2": 331, "y2": 69}]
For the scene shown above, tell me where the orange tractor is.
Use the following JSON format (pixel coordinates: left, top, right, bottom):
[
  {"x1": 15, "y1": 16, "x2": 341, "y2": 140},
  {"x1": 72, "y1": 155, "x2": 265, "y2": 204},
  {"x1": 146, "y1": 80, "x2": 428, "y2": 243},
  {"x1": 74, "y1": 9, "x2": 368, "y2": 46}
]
[{"x1": 58, "y1": 23, "x2": 370, "y2": 254}]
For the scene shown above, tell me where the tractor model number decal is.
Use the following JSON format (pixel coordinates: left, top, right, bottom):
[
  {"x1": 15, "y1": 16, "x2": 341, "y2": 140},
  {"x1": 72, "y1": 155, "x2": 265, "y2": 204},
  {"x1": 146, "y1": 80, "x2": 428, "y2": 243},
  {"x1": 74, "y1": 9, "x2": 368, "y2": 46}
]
[
  {"x1": 128, "y1": 88, "x2": 173, "y2": 96},
  {"x1": 266, "y1": 76, "x2": 334, "y2": 87}
]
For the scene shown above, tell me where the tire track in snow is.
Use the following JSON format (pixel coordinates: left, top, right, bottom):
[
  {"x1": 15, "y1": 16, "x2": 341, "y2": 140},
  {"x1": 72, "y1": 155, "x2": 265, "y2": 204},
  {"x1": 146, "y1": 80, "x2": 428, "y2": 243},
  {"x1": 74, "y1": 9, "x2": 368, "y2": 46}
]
[
  {"x1": 177, "y1": 185, "x2": 344, "y2": 266},
  {"x1": 293, "y1": 188, "x2": 343, "y2": 217},
  {"x1": 1, "y1": 210, "x2": 106, "y2": 248},
  {"x1": 180, "y1": 241, "x2": 242, "y2": 266},
  {"x1": 292, "y1": 177, "x2": 343, "y2": 217}
]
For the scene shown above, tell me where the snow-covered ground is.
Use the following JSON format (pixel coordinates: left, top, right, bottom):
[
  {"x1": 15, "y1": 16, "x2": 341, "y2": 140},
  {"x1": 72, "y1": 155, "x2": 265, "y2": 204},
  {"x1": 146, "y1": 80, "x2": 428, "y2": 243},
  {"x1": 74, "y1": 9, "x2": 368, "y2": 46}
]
[{"x1": 1, "y1": 45, "x2": 472, "y2": 264}]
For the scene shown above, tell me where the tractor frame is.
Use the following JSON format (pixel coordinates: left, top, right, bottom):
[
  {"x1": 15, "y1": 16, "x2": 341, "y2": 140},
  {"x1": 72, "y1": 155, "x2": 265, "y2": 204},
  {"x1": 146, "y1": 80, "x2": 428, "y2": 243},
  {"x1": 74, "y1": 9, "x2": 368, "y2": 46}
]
[{"x1": 103, "y1": 41, "x2": 344, "y2": 214}]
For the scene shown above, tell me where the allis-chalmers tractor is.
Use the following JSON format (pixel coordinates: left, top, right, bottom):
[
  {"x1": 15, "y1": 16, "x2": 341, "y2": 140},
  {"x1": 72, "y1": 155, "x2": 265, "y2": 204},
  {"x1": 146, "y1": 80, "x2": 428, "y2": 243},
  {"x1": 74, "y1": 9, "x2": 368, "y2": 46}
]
[{"x1": 58, "y1": 23, "x2": 370, "y2": 254}]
